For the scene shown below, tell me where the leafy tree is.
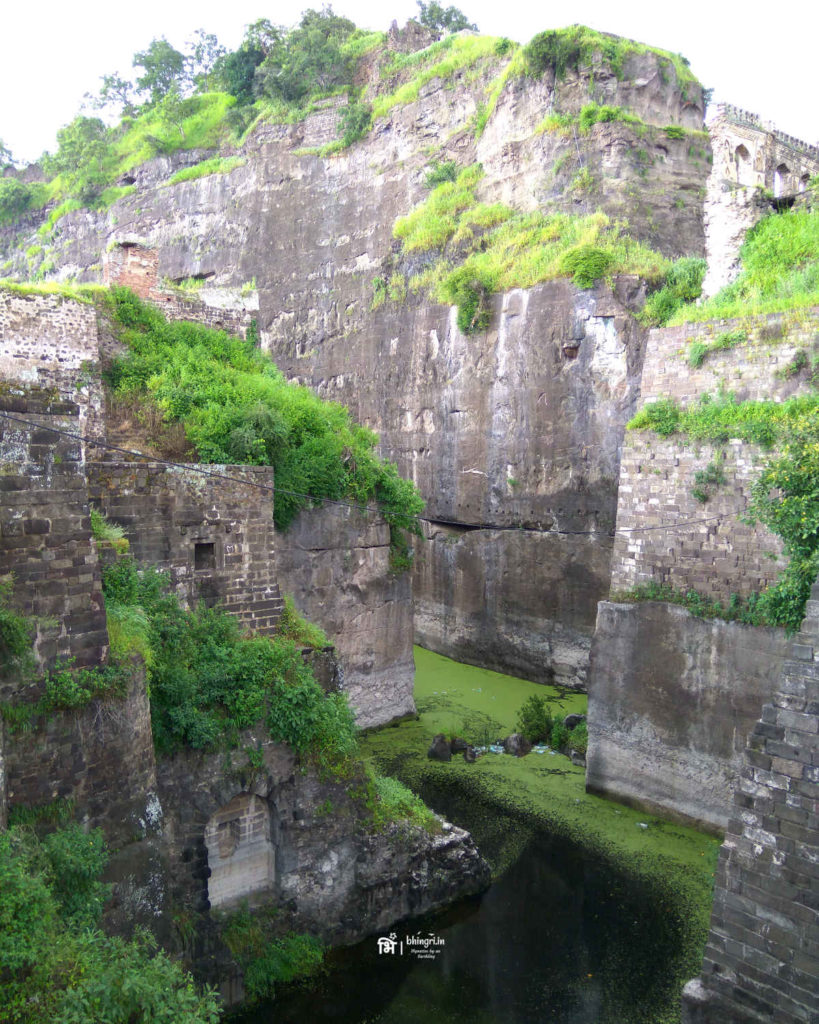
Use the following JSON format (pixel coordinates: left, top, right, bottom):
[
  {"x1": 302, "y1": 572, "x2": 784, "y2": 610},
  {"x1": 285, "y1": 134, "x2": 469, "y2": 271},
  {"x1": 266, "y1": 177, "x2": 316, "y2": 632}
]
[
  {"x1": 89, "y1": 73, "x2": 137, "y2": 117},
  {"x1": 0, "y1": 178, "x2": 32, "y2": 223},
  {"x1": 338, "y1": 99, "x2": 372, "y2": 147},
  {"x1": 186, "y1": 29, "x2": 227, "y2": 91},
  {"x1": 254, "y1": 6, "x2": 356, "y2": 104},
  {"x1": 416, "y1": 1, "x2": 478, "y2": 38},
  {"x1": 133, "y1": 38, "x2": 187, "y2": 105},
  {"x1": 41, "y1": 116, "x2": 110, "y2": 204},
  {"x1": 0, "y1": 827, "x2": 220, "y2": 1023},
  {"x1": 0, "y1": 138, "x2": 14, "y2": 168}
]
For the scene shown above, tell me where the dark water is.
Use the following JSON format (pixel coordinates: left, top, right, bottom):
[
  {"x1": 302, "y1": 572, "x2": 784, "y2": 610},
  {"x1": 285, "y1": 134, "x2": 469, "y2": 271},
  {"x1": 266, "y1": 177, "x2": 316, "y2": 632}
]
[{"x1": 236, "y1": 823, "x2": 687, "y2": 1024}]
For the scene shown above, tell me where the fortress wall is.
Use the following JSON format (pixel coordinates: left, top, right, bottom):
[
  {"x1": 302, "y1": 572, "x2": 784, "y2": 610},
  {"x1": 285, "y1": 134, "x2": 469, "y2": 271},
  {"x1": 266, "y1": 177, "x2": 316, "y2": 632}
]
[
  {"x1": 681, "y1": 583, "x2": 819, "y2": 1023},
  {"x1": 87, "y1": 461, "x2": 285, "y2": 636},
  {"x1": 610, "y1": 310, "x2": 819, "y2": 602}
]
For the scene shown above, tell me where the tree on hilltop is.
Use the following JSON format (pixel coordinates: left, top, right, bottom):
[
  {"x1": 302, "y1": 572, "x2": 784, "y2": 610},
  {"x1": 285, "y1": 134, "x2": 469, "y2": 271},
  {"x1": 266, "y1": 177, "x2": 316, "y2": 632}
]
[{"x1": 416, "y1": 1, "x2": 478, "y2": 38}]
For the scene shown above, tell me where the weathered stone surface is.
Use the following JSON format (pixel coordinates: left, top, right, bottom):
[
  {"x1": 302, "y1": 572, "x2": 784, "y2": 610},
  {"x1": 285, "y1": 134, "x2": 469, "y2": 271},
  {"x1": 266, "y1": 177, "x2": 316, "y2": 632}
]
[
  {"x1": 275, "y1": 506, "x2": 415, "y2": 728},
  {"x1": 703, "y1": 104, "x2": 819, "y2": 297},
  {"x1": 503, "y1": 733, "x2": 532, "y2": 757},
  {"x1": 155, "y1": 732, "x2": 489, "y2": 953},
  {"x1": 681, "y1": 583, "x2": 819, "y2": 1023},
  {"x1": 428, "y1": 734, "x2": 452, "y2": 762},
  {"x1": 564, "y1": 713, "x2": 586, "y2": 730},
  {"x1": 586, "y1": 601, "x2": 789, "y2": 830},
  {"x1": 87, "y1": 460, "x2": 284, "y2": 636}
]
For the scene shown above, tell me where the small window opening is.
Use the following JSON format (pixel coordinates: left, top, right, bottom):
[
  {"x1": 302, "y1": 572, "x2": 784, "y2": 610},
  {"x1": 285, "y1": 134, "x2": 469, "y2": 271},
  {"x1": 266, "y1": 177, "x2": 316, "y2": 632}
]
[{"x1": 195, "y1": 542, "x2": 216, "y2": 570}]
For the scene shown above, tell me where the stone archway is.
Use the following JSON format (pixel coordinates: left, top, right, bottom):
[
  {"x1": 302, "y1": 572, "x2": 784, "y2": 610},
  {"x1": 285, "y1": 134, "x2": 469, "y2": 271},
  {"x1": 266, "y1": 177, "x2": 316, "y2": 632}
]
[
  {"x1": 774, "y1": 162, "x2": 790, "y2": 197},
  {"x1": 734, "y1": 144, "x2": 752, "y2": 185},
  {"x1": 204, "y1": 792, "x2": 276, "y2": 908}
]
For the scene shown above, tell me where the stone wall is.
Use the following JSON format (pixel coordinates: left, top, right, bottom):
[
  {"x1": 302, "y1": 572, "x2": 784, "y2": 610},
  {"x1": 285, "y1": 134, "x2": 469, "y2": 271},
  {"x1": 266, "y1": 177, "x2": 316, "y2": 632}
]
[
  {"x1": 610, "y1": 311, "x2": 819, "y2": 602},
  {"x1": 2, "y1": 664, "x2": 158, "y2": 846},
  {"x1": 155, "y1": 730, "x2": 489, "y2": 1001},
  {"x1": 87, "y1": 461, "x2": 284, "y2": 636},
  {"x1": 275, "y1": 506, "x2": 415, "y2": 727},
  {"x1": 0, "y1": 288, "x2": 104, "y2": 437},
  {"x1": 681, "y1": 582, "x2": 819, "y2": 1023},
  {"x1": 103, "y1": 242, "x2": 256, "y2": 338},
  {"x1": 586, "y1": 601, "x2": 789, "y2": 830},
  {"x1": 0, "y1": 387, "x2": 108, "y2": 669},
  {"x1": 703, "y1": 106, "x2": 819, "y2": 297}
]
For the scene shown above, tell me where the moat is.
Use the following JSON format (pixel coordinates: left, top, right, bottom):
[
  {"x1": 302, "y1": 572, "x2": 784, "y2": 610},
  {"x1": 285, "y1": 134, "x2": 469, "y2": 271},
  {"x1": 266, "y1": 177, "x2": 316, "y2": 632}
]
[{"x1": 236, "y1": 649, "x2": 719, "y2": 1024}]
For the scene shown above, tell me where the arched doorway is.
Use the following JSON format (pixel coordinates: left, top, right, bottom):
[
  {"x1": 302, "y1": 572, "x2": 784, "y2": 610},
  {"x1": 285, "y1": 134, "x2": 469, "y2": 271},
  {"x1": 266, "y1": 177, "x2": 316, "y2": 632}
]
[
  {"x1": 734, "y1": 144, "x2": 752, "y2": 185},
  {"x1": 774, "y1": 163, "x2": 790, "y2": 197}
]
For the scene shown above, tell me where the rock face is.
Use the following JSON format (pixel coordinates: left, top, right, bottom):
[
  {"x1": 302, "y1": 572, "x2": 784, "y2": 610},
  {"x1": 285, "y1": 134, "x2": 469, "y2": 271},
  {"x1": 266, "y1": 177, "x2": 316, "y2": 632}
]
[
  {"x1": 0, "y1": 36, "x2": 709, "y2": 687},
  {"x1": 156, "y1": 731, "x2": 489, "y2": 953},
  {"x1": 587, "y1": 601, "x2": 790, "y2": 831},
  {"x1": 275, "y1": 506, "x2": 415, "y2": 727}
]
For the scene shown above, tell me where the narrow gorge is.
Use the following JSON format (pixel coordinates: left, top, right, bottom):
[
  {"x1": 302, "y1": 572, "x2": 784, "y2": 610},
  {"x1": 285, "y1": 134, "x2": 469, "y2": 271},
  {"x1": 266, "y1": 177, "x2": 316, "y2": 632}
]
[{"x1": 1, "y1": 14, "x2": 818, "y2": 1024}]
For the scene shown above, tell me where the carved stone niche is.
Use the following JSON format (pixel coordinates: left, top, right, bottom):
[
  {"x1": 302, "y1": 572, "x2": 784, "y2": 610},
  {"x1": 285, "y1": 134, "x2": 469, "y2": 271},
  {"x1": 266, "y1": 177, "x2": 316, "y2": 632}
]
[{"x1": 204, "y1": 792, "x2": 276, "y2": 908}]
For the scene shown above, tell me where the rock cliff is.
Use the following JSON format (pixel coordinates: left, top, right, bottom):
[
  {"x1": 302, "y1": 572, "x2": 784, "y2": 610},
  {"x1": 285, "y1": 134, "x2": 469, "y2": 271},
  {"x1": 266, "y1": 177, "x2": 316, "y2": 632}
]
[{"x1": 0, "y1": 31, "x2": 710, "y2": 687}]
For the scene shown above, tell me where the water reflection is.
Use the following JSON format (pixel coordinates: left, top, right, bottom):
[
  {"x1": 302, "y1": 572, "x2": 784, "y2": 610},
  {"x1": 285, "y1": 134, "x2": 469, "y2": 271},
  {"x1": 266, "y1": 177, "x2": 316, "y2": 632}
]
[{"x1": 237, "y1": 826, "x2": 683, "y2": 1024}]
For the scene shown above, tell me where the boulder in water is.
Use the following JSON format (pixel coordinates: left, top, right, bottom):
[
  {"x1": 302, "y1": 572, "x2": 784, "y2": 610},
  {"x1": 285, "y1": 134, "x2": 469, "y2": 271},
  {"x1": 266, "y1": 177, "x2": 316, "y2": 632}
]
[{"x1": 428, "y1": 733, "x2": 452, "y2": 762}]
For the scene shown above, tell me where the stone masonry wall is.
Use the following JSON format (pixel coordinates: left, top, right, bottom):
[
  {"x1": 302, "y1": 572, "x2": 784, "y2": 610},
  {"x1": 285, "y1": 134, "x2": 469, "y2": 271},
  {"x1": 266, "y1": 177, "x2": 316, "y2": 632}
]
[
  {"x1": 0, "y1": 387, "x2": 108, "y2": 669},
  {"x1": 103, "y1": 242, "x2": 256, "y2": 338},
  {"x1": 610, "y1": 310, "x2": 819, "y2": 602},
  {"x1": 0, "y1": 288, "x2": 105, "y2": 438},
  {"x1": 703, "y1": 106, "x2": 819, "y2": 297},
  {"x1": 681, "y1": 581, "x2": 819, "y2": 1023},
  {"x1": 586, "y1": 601, "x2": 789, "y2": 830},
  {"x1": 2, "y1": 664, "x2": 158, "y2": 847},
  {"x1": 87, "y1": 461, "x2": 284, "y2": 636},
  {"x1": 275, "y1": 505, "x2": 415, "y2": 728}
]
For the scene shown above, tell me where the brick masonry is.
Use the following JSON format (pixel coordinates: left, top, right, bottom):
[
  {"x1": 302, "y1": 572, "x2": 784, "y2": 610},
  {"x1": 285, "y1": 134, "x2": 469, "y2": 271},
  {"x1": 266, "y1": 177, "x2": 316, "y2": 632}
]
[
  {"x1": 103, "y1": 243, "x2": 256, "y2": 338},
  {"x1": 681, "y1": 582, "x2": 819, "y2": 1023},
  {"x1": 87, "y1": 461, "x2": 284, "y2": 636},
  {"x1": 610, "y1": 310, "x2": 819, "y2": 602},
  {"x1": 0, "y1": 387, "x2": 109, "y2": 670}
]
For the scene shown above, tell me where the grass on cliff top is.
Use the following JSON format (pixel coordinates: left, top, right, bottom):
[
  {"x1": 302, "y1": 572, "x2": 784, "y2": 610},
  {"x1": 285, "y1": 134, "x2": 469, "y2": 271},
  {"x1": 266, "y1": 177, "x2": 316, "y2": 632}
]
[
  {"x1": 393, "y1": 164, "x2": 668, "y2": 331},
  {"x1": 523, "y1": 23, "x2": 701, "y2": 95},
  {"x1": 372, "y1": 34, "x2": 507, "y2": 122},
  {"x1": 670, "y1": 209, "x2": 819, "y2": 324},
  {"x1": 360, "y1": 647, "x2": 720, "y2": 1023}
]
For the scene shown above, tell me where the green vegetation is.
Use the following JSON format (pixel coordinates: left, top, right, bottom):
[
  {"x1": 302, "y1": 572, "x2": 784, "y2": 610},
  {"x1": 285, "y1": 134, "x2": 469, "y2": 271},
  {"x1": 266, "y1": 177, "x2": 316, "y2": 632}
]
[
  {"x1": 0, "y1": 578, "x2": 34, "y2": 679},
  {"x1": 691, "y1": 453, "x2": 727, "y2": 502},
  {"x1": 166, "y1": 155, "x2": 245, "y2": 185},
  {"x1": 0, "y1": 278, "x2": 102, "y2": 304},
  {"x1": 424, "y1": 159, "x2": 458, "y2": 188},
  {"x1": 629, "y1": 390, "x2": 819, "y2": 630},
  {"x1": 220, "y1": 904, "x2": 324, "y2": 1005},
  {"x1": 0, "y1": 824, "x2": 219, "y2": 1023},
  {"x1": 102, "y1": 287, "x2": 423, "y2": 562},
  {"x1": 372, "y1": 34, "x2": 502, "y2": 122},
  {"x1": 276, "y1": 594, "x2": 329, "y2": 649},
  {"x1": 639, "y1": 257, "x2": 707, "y2": 326},
  {"x1": 515, "y1": 693, "x2": 587, "y2": 754},
  {"x1": 671, "y1": 210, "x2": 819, "y2": 324},
  {"x1": 395, "y1": 164, "x2": 668, "y2": 332},
  {"x1": 416, "y1": 1, "x2": 478, "y2": 38},
  {"x1": 337, "y1": 98, "x2": 372, "y2": 147},
  {"x1": 361, "y1": 647, "x2": 720, "y2": 1023},
  {"x1": 577, "y1": 102, "x2": 642, "y2": 133},
  {"x1": 688, "y1": 328, "x2": 747, "y2": 368},
  {"x1": 615, "y1": 581, "x2": 770, "y2": 627},
  {"x1": 522, "y1": 24, "x2": 699, "y2": 93},
  {"x1": 368, "y1": 770, "x2": 442, "y2": 832},
  {"x1": 89, "y1": 507, "x2": 129, "y2": 553},
  {"x1": 101, "y1": 555, "x2": 357, "y2": 768}
]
